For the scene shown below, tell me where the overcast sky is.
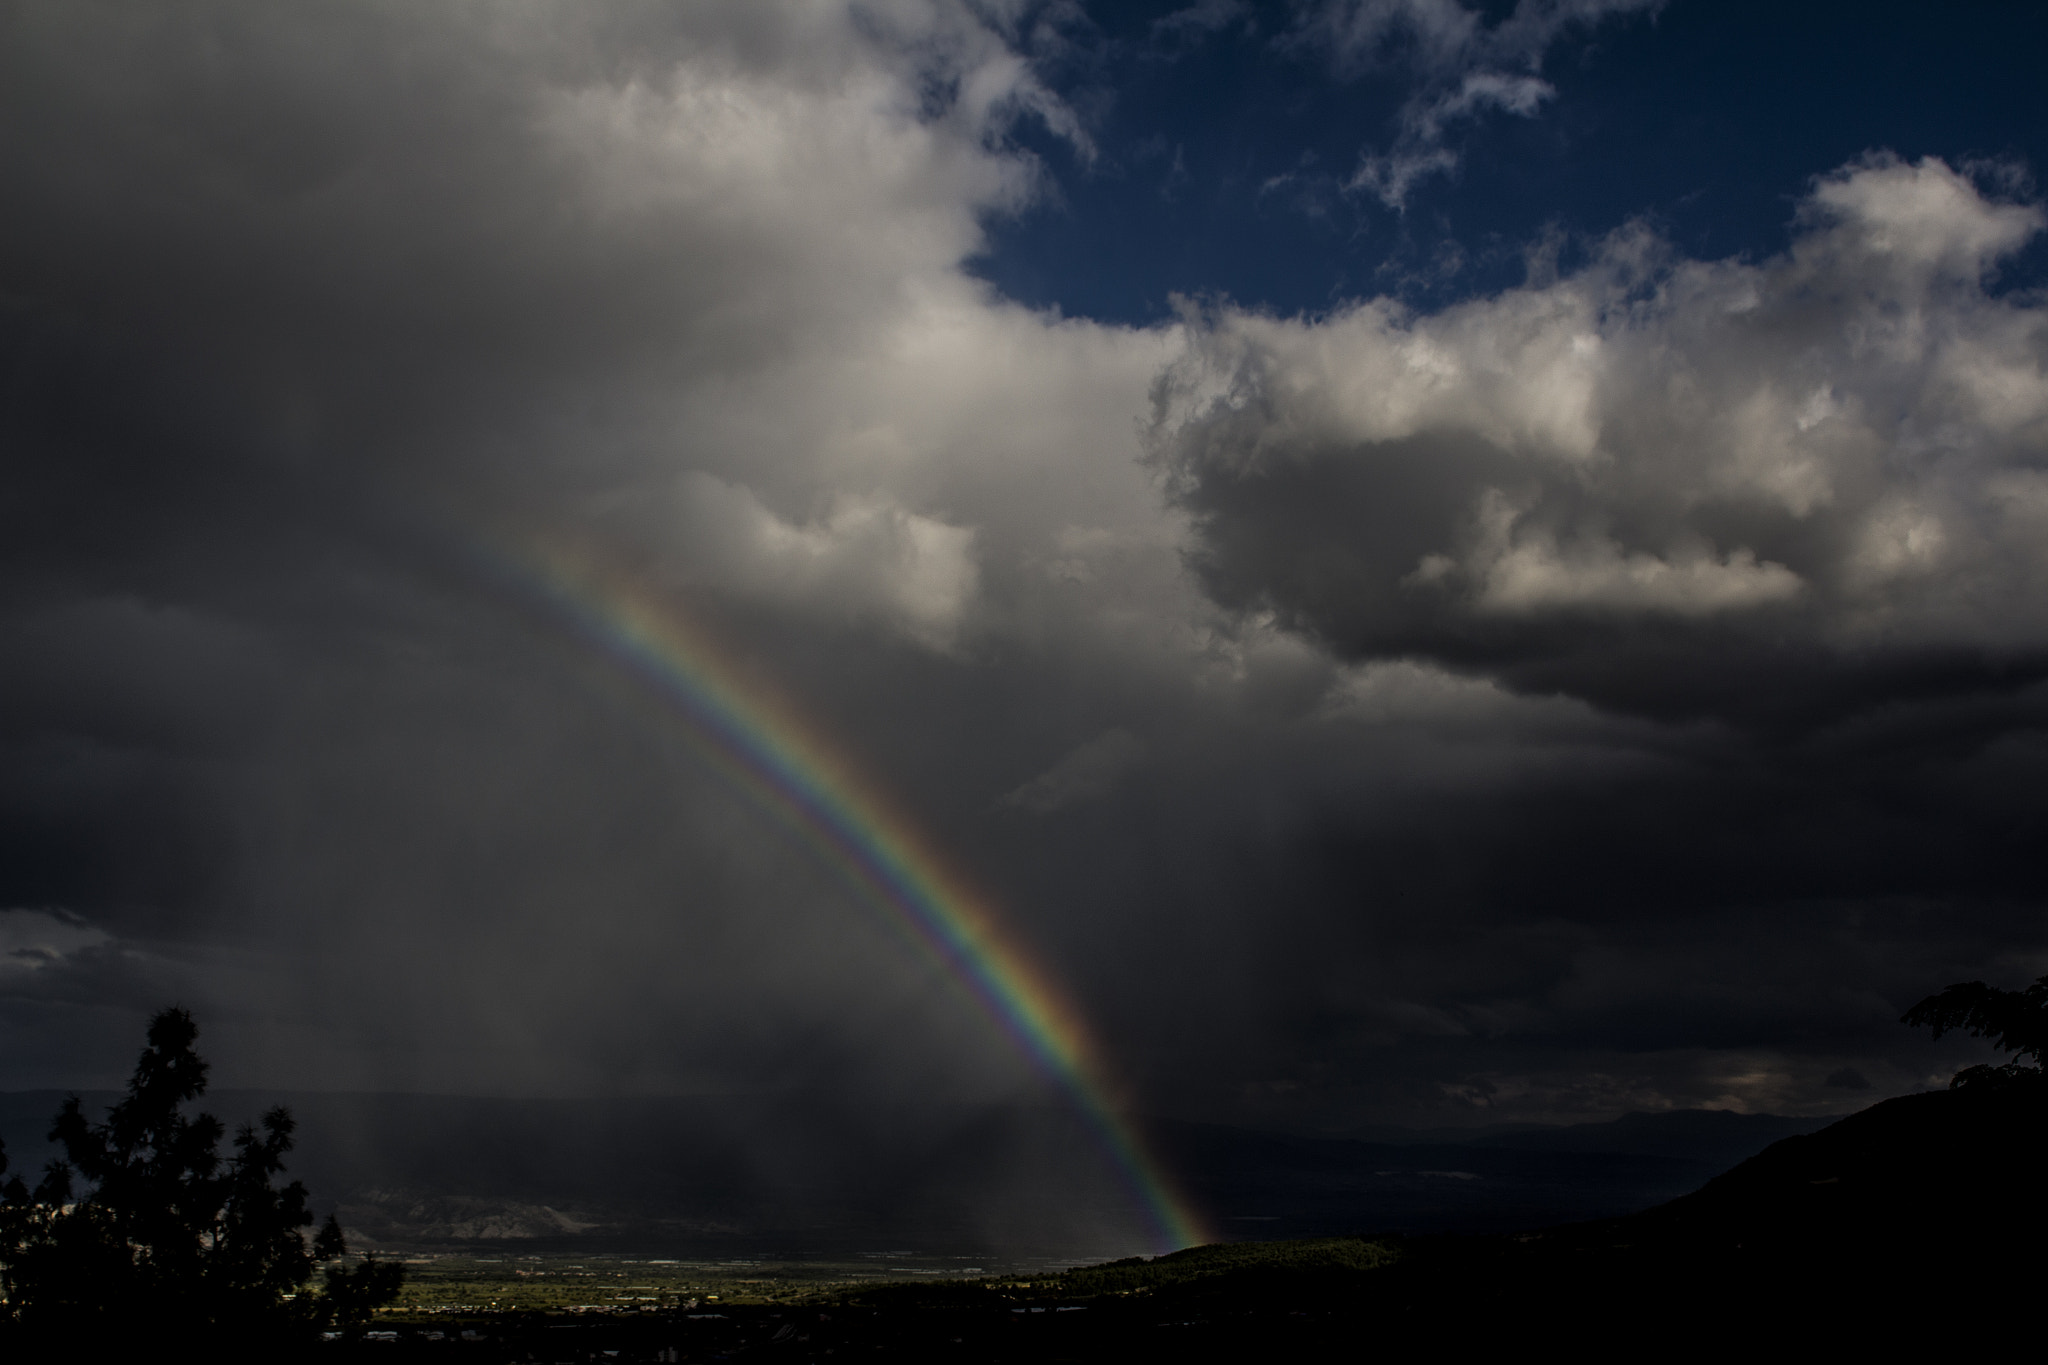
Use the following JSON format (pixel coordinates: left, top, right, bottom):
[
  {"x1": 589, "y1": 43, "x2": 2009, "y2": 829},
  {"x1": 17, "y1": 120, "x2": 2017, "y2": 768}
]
[{"x1": 4, "y1": 0, "x2": 2045, "y2": 1155}]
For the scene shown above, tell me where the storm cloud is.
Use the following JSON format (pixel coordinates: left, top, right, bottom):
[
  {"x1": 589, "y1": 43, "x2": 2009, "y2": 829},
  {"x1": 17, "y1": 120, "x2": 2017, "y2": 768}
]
[{"x1": 0, "y1": 0, "x2": 2042, "y2": 1193}]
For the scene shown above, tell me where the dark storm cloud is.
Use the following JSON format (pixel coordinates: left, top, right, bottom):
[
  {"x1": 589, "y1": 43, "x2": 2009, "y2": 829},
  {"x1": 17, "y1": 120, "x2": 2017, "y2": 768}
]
[
  {"x1": 0, "y1": 0, "x2": 1106, "y2": 1100},
  {"x1": 0, "y1": 0, "x2": 2041, "y2": 1169},
  {"x1": 1106, "y1": 154, "x2": 2048, "y2": 1126},
  {"x1": 969, "y1": 648, "x2": 2048, "y2": 1130}
]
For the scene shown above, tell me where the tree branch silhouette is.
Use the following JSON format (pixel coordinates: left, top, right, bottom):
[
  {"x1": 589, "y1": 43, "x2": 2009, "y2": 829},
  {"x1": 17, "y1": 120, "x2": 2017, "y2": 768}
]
[{"x1": 1903, "y1": 974, "x2": 2048, "y2": 1089}]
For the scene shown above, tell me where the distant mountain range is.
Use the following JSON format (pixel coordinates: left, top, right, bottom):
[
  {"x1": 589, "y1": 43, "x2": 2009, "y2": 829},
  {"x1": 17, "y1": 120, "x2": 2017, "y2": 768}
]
[
  {"x1": 1349, "y1": 1107, "x2": 1832, "y2": 1162},
  {"x1": 1155, "y1": 1107, "x2": 1833, "y2": 1242},
  {"x1": 0, "y1": 1091, "x2": 1836, "y2": 1256}
]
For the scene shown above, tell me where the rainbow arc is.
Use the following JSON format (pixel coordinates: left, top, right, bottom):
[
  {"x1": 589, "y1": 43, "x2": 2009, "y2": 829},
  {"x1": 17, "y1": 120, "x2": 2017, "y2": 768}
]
[{"x1": 514, "y1": 545, "x2": 1209, "y2": 1253}]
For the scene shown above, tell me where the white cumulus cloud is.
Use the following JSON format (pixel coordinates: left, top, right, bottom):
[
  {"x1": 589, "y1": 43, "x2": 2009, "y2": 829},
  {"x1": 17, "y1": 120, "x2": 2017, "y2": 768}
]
[{"x1": 1154, "y1": 154, "x2": 2048, "y2": 719}]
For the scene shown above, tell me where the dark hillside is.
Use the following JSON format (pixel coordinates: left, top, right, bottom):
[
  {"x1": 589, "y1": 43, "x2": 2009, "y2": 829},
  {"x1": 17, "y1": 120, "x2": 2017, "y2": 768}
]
[
  {"x1": 1361, "y1": 1083, "x2": 2048, "y2": 1345},
  {"x1": 831, "y1": 1085, "x2": 2048, "y2": 1357},
  {"x1": 1614, "y1": 1081, "x2": 2048, "y2": 1255}
]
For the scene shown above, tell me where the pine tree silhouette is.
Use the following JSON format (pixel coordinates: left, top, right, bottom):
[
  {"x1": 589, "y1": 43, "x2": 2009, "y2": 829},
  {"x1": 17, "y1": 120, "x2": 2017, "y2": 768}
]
[{"x1": 1, "y1": 1007, "x2": 403, "y2": 1349}]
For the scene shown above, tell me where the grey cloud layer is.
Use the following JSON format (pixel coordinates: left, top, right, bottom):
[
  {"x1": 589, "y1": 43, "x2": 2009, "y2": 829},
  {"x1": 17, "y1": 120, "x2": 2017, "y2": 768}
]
[{"x1": 0, "y1": 1, "x2": 2041, "y2": 1152}]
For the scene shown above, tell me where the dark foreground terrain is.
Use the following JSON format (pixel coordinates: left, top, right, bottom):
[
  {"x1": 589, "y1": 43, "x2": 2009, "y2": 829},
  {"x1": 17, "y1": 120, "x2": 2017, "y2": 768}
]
[{"x1": 8, "y1": 1083, "x2": 2041, "y2": 1360}]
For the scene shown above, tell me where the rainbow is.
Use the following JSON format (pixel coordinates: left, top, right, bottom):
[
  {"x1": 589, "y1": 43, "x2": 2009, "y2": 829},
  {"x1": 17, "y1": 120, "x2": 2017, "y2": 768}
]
[{"x1": 511, "y1": 543, "x2": 1209, "y2": 1253}]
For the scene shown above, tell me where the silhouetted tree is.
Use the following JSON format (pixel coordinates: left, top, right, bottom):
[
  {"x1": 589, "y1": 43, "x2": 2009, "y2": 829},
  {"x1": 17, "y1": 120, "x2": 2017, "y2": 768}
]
[
  {"x1": 1903, "y1": 973, "x2": 2048, "y2": 1089},
  {"x1": 0, "y1": 1007, "x2": 403, "y2": 1346},
  {"x1": 317, "y1": 1228, "x2": 408, "y2": 1332}
]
